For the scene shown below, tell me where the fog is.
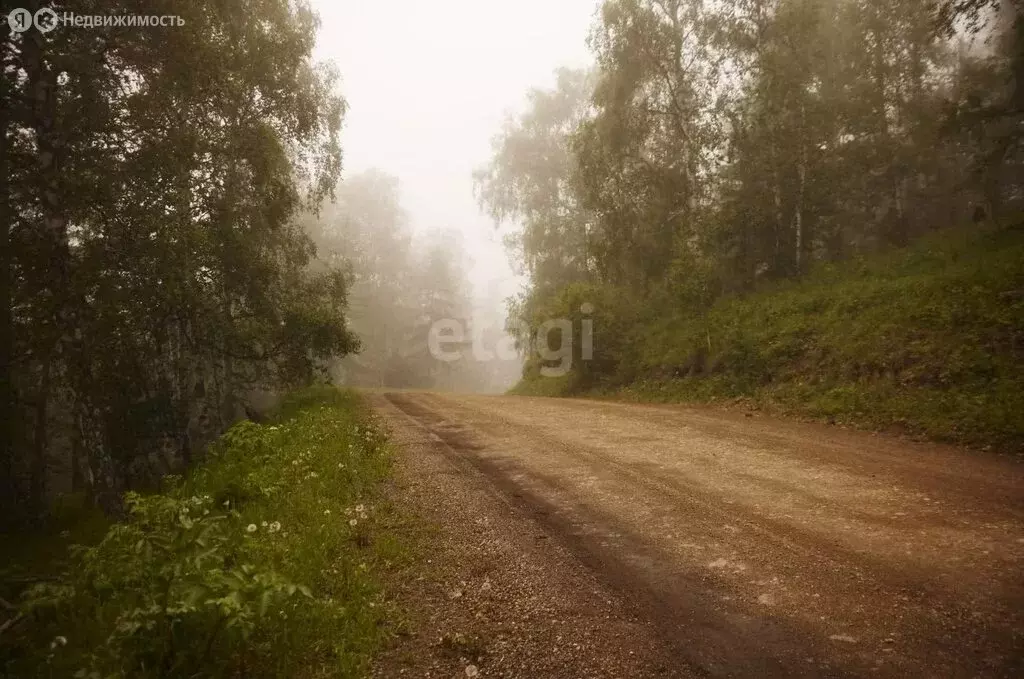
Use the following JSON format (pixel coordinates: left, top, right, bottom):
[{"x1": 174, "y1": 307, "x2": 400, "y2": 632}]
[
  {"x1": 2, "y1": 0, "x2": 1022, "y2": 673},
  {"x1": 311, "y1": 0, "x2": 598, "y2": 299}
]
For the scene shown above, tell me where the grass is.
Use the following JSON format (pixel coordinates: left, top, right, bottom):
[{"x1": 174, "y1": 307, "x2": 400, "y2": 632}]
[
  {"x1": 512, "y1": 223, "x2": 1024, "y2": 452},
  {"x1": 0, "y1": 385, "x2": 409, "y2": 678}
]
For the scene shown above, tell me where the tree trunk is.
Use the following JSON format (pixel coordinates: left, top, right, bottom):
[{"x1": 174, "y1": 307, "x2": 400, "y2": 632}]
[
  {"x1": 71, "y1": 434, "x2": 88, "y2": 494},
  {"x1": 22, "y1": 5, "x2": 75, "y2": 523},
  {"x1": 77, "y1": 406, "x2": 122, "y2": 517},
  {"x1": 29, "y1": 355, "x2": 52, "y2": 521},
  {"x1": 769, "y1": 138, "x2": 786, "y2": 276},
  {"x1": 0, "y1": 27, "x2": 18, "y2": 528},
  {"x1": 794, "y1": 100, "x2": 808, "y2": 274}
]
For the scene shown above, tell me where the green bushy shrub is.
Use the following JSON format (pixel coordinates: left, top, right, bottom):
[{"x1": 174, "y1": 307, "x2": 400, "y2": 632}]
[
  {"x1": 512, "y1": 224, "x2": 1024, "y2": 451},
  {"x1": 3, "y1": 388, "x2": 399, "y2": 678}
]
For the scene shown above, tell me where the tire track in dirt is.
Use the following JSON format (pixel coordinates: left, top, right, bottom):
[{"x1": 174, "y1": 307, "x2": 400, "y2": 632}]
[
  {"x1": 376, "y1": 391, "x2": 1024, "y2": 678},
  {"x1": 370, "y1": 393, "x2": 689, "y2": 679}
]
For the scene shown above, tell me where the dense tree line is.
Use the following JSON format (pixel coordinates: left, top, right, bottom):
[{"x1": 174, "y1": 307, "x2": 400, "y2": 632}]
[
  {"x1": 2, "y1": 1, "x2": 356, "y2": 526},
  {"x1": 305, "y1": 170, "x2": 519, "y2": 392},
  {"x1": 478, "y1": 0, "x2": 1022, "y2": 378}
]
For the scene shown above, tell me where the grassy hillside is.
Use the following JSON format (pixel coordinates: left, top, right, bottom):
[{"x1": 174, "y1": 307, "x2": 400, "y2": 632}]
[
  {"x1": 513, "y1": 223, "x2": 1024, "y2": 452},
  {"x1": 1, "y1": 387, "x2": 406, "y2": 678}
]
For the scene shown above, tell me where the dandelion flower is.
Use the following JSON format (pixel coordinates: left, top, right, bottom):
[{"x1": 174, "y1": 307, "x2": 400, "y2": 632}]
[
  {"x1": 246, "y1": 524, "x2": 257, "y2": 533},
  {"x1": 50, "y1": 635, "x2": 67, "y2": 650},
  {"x1": 261, "y1": 521, "x2": 268, "y2": 527},
  {"x1": 268, "y1": 521, "x2": 281, "y2": 533},
  {"x1": 355, "y1": 504, "x2": 365, "y2": 513},
  {"x1": 324, "y1": 509, "x2": 331, "y2": 516},
  {"x1": 349, "y1": 518, "x2": 358, "y2": 527}
]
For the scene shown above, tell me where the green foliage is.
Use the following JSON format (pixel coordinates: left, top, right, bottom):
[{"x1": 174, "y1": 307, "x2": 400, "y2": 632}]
[
  {"x1": 515, "y1": 224, "x2": 1024, "y2": 452},
  {"x1": 2, "y1": 0, "x2": 357, "y2": 525},
  {"x1": 2, "y1": 388, "x2": 400, "y2": 678},
  {"x1": 482, "y1": 1, "x2": 1021, "y2": 430},
  {"x1": 474, "y1": 68, "x2": 595, "y2": 290},
  {"x1": 518, "y1": 282, "x2": 643, "y2": 386}
]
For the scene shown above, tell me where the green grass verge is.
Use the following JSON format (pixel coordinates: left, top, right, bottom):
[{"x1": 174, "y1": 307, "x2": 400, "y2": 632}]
[
  {"x1": 1, "y1": 386, "x2": 406, "y2": 678},
  {"x1": 512, "y1": 224, "x2": 1024, "y2": 452}
]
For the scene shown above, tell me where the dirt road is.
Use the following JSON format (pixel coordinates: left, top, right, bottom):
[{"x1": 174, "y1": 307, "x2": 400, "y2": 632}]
[{"x1": 371, "y1": 391, "x2": 1024, "y2": 678}]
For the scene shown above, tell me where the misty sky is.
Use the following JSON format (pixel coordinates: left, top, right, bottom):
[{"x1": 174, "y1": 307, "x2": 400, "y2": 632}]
[{"x1": 311, "y1": 0, "x2": 600, "y2": 303}]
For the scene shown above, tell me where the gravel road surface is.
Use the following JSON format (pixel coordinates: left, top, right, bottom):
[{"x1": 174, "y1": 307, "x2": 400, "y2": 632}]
[{"x1": 371, "y1": 391, "x2": 1023, "y2": 678}]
